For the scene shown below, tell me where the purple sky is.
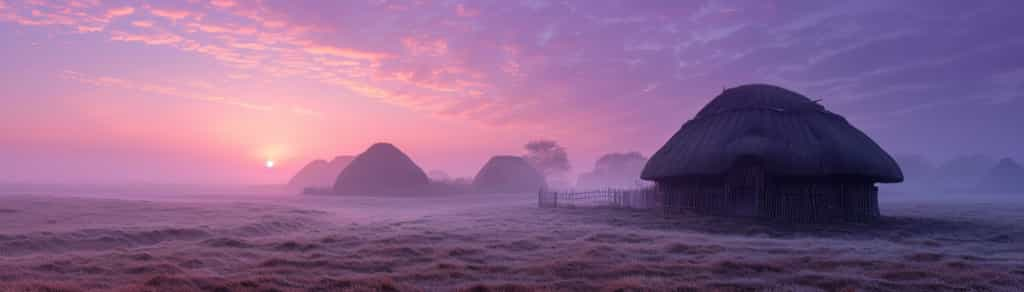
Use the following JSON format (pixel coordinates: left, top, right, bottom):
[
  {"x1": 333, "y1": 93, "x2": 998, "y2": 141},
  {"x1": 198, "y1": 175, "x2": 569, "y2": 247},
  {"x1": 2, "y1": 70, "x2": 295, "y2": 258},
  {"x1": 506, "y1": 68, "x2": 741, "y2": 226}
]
[{"x1": 1, "y1": 0, "x2": 1022, "y2": 184}]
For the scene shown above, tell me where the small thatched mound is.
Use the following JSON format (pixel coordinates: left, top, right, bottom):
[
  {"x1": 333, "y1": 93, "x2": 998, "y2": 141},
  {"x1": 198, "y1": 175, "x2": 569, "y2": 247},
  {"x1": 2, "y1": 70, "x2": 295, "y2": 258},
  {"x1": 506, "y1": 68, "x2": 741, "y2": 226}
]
[
  {"x1": 642, "y1": 84, "x2": 902, "y2": 182},
  {"x1": 472, "y1": 156, "x2": 546, "y2": 193},
  {"x1": 332, "y1": 143, "x2": 429, "y2": 195},
  {"x1": 288, "y1": 156, "x2": 354, "y2": 189},
  {"x1": 325, "y1": 156, "x2": 355, "y2": 178},
  {"x1": 288, "y1": 160, "x2": 329, "y2": 188},
  {"x1": 976, "y1": 158, "x2": 1024, "y2": 193},
  {"x1": 933, "y1": 155, "x2": 995, "y2": 189}
]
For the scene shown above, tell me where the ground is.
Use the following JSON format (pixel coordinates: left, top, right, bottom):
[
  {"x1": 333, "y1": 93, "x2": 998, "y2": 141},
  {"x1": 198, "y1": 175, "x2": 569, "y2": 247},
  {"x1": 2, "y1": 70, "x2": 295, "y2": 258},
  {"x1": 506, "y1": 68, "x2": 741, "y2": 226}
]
[{"x1": 0, "y1": 188, "x2": 1022, "y2": 291}]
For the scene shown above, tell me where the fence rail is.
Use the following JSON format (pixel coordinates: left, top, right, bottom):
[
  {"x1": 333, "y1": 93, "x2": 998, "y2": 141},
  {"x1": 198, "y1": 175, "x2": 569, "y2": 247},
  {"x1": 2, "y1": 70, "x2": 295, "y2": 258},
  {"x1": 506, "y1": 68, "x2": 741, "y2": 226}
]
[{"x1": 538, "y1": 188, "x2": 661, "y2": 209}]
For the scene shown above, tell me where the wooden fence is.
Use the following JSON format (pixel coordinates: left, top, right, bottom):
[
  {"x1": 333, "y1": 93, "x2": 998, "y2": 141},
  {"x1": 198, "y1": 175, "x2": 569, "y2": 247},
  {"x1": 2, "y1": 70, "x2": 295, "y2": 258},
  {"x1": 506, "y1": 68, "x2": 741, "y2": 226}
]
[{"x1": 538, "y1": 188, "x2": 662, "y2": 209}]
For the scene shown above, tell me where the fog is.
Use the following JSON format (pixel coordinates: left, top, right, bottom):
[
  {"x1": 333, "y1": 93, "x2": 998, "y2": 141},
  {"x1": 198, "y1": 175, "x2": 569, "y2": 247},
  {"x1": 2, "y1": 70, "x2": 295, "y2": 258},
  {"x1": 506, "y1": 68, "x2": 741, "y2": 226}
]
[
  {"x1": 2, "y1": 143, "x2": 1023, "y2": 291},
  {"x1": 1, "y1": 186, "x2": 1022, "y2": 291},
  {"x1": 889, "y1": 154, "x2": 1024, "y2": 195}
]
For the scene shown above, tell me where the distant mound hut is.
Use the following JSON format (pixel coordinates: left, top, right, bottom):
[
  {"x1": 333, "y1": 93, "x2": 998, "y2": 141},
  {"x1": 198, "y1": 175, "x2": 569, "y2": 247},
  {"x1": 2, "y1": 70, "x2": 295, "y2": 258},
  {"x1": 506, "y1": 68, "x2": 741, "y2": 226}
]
[
  {"x1": 288, "y1": 159, "x2": 330, "y2": 188},
  {"x1": 473, "y1": 156, "x2": 546, "y2": 193},
  {"x1": 289, "y1": 155, "x2": 354, "y2": 189},
  {"x1": 326, "y1": 156, "x2": 355, "y2": 178},
  {"x1": 332, "y1": 143, "x2": 429, "y2": 195},
  {"x1": 642, "y1": 84, "x2": 903, "y2": 222},
  {"x1": 976, "y1": 158, "x2": 1024, "y2": 193},
  {"x1": 933, "y1": 155, "x2": 995, "y2": 190}
]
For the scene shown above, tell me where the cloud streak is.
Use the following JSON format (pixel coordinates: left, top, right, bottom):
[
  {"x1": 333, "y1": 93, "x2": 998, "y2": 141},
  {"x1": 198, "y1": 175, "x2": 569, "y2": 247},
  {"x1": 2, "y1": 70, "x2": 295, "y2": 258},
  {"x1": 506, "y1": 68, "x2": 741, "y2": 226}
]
[
  {"x1": 58, "y1": 70, "x2": 321, "y2": 118},
  {"x1": 3, "y1": 0, "x2": 1024, "y2": 162}
]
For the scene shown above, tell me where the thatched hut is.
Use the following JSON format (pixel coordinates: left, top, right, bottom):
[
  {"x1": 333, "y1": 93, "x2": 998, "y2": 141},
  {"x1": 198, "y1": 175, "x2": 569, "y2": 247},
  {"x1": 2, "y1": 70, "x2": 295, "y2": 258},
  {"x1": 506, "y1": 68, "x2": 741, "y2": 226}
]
[
  {"x1": 976, "y1": 158, "x2": 1024, "y2": 193},
  {"x1": 289, "y1": 155, "x2": 354, "y2": 189},
  {"x1": 289, "y1": 159, "x2": 330, "y2": 189},
  {"x1": 473, "y1": 156, "x2": 546, "y2": 193},
  {"x1": 332, "y1": 143, "x2": 429, "y2": 195},
  {"x1": 326, "y1": 155, "x2": 355, "y2": 178},
  {"x1": 642, "y1": 84, "x2": 903, "y2": 222}
]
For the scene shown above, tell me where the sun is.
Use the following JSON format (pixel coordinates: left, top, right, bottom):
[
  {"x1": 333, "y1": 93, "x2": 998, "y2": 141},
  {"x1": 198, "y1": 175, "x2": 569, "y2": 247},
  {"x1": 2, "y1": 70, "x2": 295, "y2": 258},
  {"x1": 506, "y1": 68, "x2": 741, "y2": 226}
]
[{"x1": 265, "y1": 160, "x2": 275, "y2": 168}]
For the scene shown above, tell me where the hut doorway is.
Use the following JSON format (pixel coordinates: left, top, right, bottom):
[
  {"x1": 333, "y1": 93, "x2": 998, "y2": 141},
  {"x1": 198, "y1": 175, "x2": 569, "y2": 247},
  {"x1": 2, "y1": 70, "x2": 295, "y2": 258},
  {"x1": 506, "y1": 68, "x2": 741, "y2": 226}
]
[{"x1": 726, "y1": 158, "x2": 765, "y2": 217}]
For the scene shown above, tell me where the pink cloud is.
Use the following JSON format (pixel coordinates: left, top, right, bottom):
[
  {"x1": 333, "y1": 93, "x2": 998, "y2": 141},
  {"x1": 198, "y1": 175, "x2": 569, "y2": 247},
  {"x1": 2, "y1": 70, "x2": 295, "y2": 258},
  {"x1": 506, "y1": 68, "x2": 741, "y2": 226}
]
[
  {"x1": 455, "y1": 3, "x2": 479, "y2": 17},
  {"x1": 210, "y1": 0, "x2": 236, "y2": 8},
  {"x1": 149, "y1": 7, "x2": 191, "y2": 21},
  {"x1": 0, "y1": 0, "x2": 657, "y2": 130},
  {"x1": 387, "y1": 66, "x2": 487, "y2": 95},
  {"x1": 186, "y1": 21, "x2": 256, "y2": 36},
  {"x1": 188, "y1": 21, "x2": 230, "y2": 33},
  {"x1": 290, "y1": 106, "x2": 323, "y2": 119},
  {"x1": 110, "y1": 31, "x2": 184, "y2": 45},
  {"x1": 75, "y1": 24, "x2": 102, "y2": 32},
  {"x1": 67, "y1": 0, "x2": 99, "y2": 8},
  {"x1": 228, "y1": 41, "x2": 266, "y2": 50},
  {"x1": 59, "y1": 70, "x2": 288, "y2": 114},
  {"x1": 303, "y1": 44, "x2": 391, "y2": 61},
  {"x1": 1, "y1": 1, "x2": 125, "y2": 32},
  {"x1": 401, "y1": 36, "x2": 449, "y2": 56},
  {"x1": 260, "y1": 19, "x2": 285, "y2": 28},
  {"x1": 227, "y1": 73, "x2": 251, "y2": 80},
  {"x1": 104, "y1": 6, "x2": 134, "y2": 18},
  {"x1": 5, "y1": 7, "x2": 75, "y2": 26},
  {"x1": 1, "y1": 1, "x2": 511, "y2": 125},
  {"x1": 131, "y1": 20, "x2": 153, "y2": 27}
]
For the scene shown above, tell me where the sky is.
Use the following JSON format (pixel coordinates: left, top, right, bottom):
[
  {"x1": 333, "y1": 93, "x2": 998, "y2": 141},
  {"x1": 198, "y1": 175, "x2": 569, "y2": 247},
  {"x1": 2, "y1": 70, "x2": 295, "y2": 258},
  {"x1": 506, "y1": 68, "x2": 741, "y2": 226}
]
[{"x1": 1, "y1": 0, "x2": 1023, "y2": 185}]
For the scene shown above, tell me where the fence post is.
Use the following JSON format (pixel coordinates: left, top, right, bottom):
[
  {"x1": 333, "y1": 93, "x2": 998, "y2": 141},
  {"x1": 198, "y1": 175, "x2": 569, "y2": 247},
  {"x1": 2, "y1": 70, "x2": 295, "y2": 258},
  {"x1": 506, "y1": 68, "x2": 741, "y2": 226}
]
[{"x1": 538, "y1": 189, "x2": 543, "y2": 208}]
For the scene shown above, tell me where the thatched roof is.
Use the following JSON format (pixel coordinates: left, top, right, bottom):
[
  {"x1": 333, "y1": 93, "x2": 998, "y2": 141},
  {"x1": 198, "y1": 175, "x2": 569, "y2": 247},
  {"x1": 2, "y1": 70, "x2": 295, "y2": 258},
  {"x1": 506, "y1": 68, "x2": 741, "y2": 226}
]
[
  {"x1": 473, "y1": 156, "x2": 546, "y2": 193},
  {"x1": 326, "y1": 155, "x2": 354, "y2": 177},
  {"x1": 288, "y1": 159, "x2": 329, "y2": 188},
  {"x1": 288, "y1": 155, "x2": 354, "y2": 189},
  {"x1": 332, "y1": 143, "x2": 429, "y2": 195},
  {"x1": 642, "y1": 84, "x2": 903, "y2": 183},
  {"x1": 976, "y1": 158, "x2": 1024, "y2": 193}
]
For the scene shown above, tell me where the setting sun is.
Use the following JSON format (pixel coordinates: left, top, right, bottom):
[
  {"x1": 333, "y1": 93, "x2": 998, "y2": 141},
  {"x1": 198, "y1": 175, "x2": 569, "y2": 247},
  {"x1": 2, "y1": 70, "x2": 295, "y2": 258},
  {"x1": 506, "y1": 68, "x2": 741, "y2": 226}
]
[{"x1": 265, "y1": 160, "x2": 275, "y2": 168}]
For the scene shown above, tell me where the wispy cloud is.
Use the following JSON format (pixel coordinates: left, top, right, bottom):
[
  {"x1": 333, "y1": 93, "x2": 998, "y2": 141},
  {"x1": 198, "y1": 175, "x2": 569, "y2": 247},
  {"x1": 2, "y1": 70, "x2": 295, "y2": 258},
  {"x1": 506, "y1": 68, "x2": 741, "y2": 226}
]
[
  {"x1": 58, "y1": 70, "x2": 321, "y2": 118},
  {"x1": 131, "y1": 20, "x2": 153, "y2": 28},
  {"x1": 104, "y1": 6, "x2": 134, "y2": 18},
  {"x1": 454, "y1": 3, "x2": 479, "y2": 17},
  {"x1": 3, "y1": 0, "x2": 1023, "y2": 139},
  {"x1": 110, "y1": 31, "x2": 183, "y2": 45},
  {"x1": 302, "y1": 44, "x2": 391, "y2": 61},
  {"x1": 148, "y1": 7, "x2": 192, "y2": 21},
  {"x1": 210, "y1": 0, "x2": 236, "y2": 8}
]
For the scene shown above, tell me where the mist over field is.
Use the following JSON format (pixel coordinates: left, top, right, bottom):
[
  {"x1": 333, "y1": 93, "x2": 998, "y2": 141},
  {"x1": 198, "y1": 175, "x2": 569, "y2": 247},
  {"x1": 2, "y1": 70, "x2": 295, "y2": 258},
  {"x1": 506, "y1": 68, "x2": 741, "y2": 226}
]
[{"x1": 1, "y1": 187, "x2": 1023, "y2": 291}]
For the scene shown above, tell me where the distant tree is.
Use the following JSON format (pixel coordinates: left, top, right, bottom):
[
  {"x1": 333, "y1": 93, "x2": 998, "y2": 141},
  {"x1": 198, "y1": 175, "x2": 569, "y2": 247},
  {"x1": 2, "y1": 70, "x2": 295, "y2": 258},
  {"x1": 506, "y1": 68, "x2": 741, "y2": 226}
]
[
  {"x1": 577, "y1": 152, "x2": 648, "y2": 188},
  {"x1": 523, "y1": 140, "x2": 571, "y2": 180},
  {"x1": 427, "y1": 170, "x2": 451, "y2": 182},
  {"x1": 594, "y1": 152, "x2": 647, "y2": 174}
]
